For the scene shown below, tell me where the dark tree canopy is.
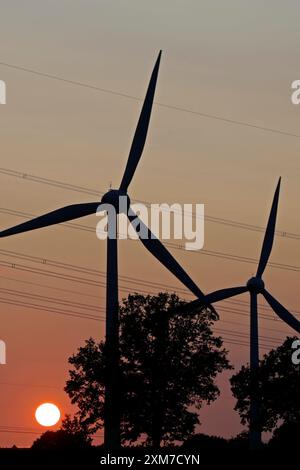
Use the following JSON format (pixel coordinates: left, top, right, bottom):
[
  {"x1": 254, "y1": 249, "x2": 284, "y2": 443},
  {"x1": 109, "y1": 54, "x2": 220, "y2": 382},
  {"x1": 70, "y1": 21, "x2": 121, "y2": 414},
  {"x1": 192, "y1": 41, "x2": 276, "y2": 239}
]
[
  {"x1": 65, "y1": 293, "x2": 231, "y2": 447},
  {"x1": 231, "y1": 336, "x2": 300, "y2": 433},
  {"x1": 32, "y1": 415, "x2": 92, "y2": 450},
  {"x1": 268, "y1": 421, "x2": 300, "y2": 448},
  {"x1": 182, "y1": 433, "x2": 228, "y2": 450}
]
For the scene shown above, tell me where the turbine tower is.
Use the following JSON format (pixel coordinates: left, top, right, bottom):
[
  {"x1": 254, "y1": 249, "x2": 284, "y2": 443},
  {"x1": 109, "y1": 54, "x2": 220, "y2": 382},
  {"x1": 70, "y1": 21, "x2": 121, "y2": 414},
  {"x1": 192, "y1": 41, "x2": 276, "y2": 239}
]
[
  {"x1": 0, "y1": 52, "x2": 208, "y2": 448},
  {"x1": 179, "y1": 178, "x2": 300, "y2": 448}
]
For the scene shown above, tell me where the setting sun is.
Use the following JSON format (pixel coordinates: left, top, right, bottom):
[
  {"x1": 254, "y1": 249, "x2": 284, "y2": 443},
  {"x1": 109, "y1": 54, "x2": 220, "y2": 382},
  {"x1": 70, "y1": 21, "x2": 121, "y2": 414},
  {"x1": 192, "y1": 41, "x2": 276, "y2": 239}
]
[{"x1": 35, "y1": 403, "x2": 61, "y2": 427}]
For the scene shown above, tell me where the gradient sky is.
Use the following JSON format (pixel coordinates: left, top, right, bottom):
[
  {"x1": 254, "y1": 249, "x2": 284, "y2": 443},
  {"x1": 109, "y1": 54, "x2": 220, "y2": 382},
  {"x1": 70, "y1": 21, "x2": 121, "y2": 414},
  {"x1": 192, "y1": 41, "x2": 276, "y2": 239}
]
[{"x1": 0, "y1": 0, "x2": 300, "y2": 446}]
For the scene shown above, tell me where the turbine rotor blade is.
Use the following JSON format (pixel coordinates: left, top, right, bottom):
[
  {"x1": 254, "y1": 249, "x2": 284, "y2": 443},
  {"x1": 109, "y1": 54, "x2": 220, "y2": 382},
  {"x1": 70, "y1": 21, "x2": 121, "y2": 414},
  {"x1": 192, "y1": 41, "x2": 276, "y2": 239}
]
[
  {"x1": 204, "y1": 286, "x2": 248, "y2": 304},
  {"x1": 262, "y1": 289, "x2": 300, "y2": 334},
  {"x1": 119, "y1": 51, "x2": 161, "y2": 192},
  {"x1": 0, "y1": 202, "x2": 100, "y2": 238},
  {"x1": 127, "y1": 210, "x2": 206, "y2": 301},
  {"x1": 171, "y1": 285, "x2": 248, "y2": 316},
  {"x1": 256, "y1": 178, "x2": 281, "y2": 278}
]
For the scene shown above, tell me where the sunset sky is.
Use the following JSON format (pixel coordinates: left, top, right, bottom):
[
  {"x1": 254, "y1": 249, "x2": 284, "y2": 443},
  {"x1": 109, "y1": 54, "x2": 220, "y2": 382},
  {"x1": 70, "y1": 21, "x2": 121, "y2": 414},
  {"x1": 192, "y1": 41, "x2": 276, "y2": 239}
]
[{"x1": 0, "y1": 0, "x2": 300, "y2": 446}]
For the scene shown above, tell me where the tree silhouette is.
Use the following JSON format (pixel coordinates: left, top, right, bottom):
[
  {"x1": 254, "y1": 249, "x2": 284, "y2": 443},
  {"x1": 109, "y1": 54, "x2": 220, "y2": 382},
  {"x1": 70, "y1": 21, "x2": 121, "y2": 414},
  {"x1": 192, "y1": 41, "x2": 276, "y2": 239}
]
[
  {"x1": 31, "y1": 415, "x2": 92, "y2": 450},
  {"x1": 65, "y1": 292, "x2": 231, "y2": 447},
  {"x1": 182, "y1": 433, "x2": 228, "y2": 450},
  {"x1": 231, "y1": 336, "x2": 300, "y2": 434},
  {"x1": 61, "y1": 414, "x2": 92, "y2": 444},
  {"x1": 268, "y1": 421, "x2": 300, "y2": 448}
]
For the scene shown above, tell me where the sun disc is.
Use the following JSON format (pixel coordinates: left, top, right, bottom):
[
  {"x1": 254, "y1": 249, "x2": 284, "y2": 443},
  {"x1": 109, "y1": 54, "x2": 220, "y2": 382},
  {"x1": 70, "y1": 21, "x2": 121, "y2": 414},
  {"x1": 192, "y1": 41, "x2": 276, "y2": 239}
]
[{"x1": 35, "y1": 403, "x2": 60, "y2": 427}]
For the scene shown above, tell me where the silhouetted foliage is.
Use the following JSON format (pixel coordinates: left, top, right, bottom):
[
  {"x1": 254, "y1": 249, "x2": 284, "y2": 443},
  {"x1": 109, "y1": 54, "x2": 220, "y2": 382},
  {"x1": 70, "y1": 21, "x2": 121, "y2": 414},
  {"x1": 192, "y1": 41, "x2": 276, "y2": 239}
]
[
  {"x1": 65, "y1": 293, "x2": 231, "y2": 447},
  {"x1": 268, "y1": 421, "x2": 300, "y2": 448},
  {"x1": 227, "y1": 431, "x2": 251, "y2": 450},
  {"x1": 231, "y1": 336, "x2": 300, "y2": 432},
  {"x1": 182, "y1": 433, "x2": 228, "y2": 450},
  {"x1": 31, "y1": 429, "x2": 91, "y2": 450},
  {"x1": 31, "y1": 414, "x2": 92, "y2": 450},
  {"x1": 61, "y1": 414, "x2": 92, "y2": 444}
]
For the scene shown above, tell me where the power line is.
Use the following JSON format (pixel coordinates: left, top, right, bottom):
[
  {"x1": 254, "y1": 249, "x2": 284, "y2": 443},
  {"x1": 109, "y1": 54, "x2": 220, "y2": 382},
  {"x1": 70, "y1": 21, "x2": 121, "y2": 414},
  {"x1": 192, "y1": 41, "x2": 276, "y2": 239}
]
[
  {"x1": 0, "y1": 61, "x2": 299, "y2": 139},
  {"x1": 0, "y1": 271, "x2": 288, "y2": 335},
  {"x1": 215, "y1": 327, "x2": 282, "y2": 345},
  {"x1": 0, "y1": 167, "x2": 101, "y2": 197},
  {"x1": 1, "y1": 242, "x2": 300, "y2": 300},
  {"x1": 0, "y1": 382, "x2": 62, "y2": 389},
  {"x1": 0, "y1": 259, "x2": 102, "y2": 288},
  {"x1": 1, "y1": 255, "x2": 299, "y2": 333},
  {"x1": 0, "y1": 281, "x2": 290, "y2": 331},
  {"x1": 0, "y1": 275, "x2": 284, "y2": 341},
  {"x1": 0, "y1": 274, "x2": 103, "y2": 299},
  {"x1": 1, "y1": 166, "x2": 299, "y2": 241},
  {"x1": 219, "y1": 317, "x2": 286, "y2": 335},
  {"x1": 1, "y1": 268, "x2": 296, "y2": 339},
  {"x1": 0, "y1": 300, "x2": 275, "y2": 351},
  {"x1": 1, "y1": 209, "x2": 300, "y2": 274},
  {"x1": 0, "y1": 270, "x2": 251, "y2": 309},
  {"x1": 0, "y1": 291, "x2": 287, "y2": 350},
  {"x1": 0, "y1": 207, "x2": 95, "y2": 233},
  {"x1": 0, "y1": 223, "x2": 296, "y2": 344},
  {"x1": 2, "y1": 278, "x2": 297, "y2": 326},
  {"x1": 0, "y1": 254, "x2": 296, "y2": 320},
  {"x1": 0, "y1": 296, "x2": 102, "y2": 322},
  {"x1": 0, "y1": 270, "x2": 266, "y2": 314},
  {"x1": 0, "y1": 286, "x2": 102, "y2": 313},
  {"x1": 0, "y1": 425, "x2": 104, "y2": 438},
  {"x1": 0, "y1": 254, "x2": 298, "y2": 323},
  {"x1": 0, "y1": 287, "x2": 266, "y2": 324},
  {"x1": 0, "y1": 429, "x2": 42, "y2": 436},
  {"x1": 0, "y1": 292, "x2": 277, "y2": 351},
  {"x1": 1, "y1": 256, "x2": 299, "y2": 323}
]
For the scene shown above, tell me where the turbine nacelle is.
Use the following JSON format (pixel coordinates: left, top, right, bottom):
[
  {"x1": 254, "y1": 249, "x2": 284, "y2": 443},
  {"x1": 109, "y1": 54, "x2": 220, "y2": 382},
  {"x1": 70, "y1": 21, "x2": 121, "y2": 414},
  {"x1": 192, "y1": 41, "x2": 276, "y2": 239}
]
[
  {"x1": 246, "y1": 276, "x2": 265, "y2": 294},
  {"x1": 100, "y1": 189, "x2": 131, "y2": 214}
]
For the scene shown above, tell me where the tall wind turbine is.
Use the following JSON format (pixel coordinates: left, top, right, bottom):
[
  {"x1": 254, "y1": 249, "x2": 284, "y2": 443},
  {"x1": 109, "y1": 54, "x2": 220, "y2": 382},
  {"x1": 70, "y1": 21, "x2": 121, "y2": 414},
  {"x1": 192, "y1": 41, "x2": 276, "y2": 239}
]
[
  {"x1": 179, "y1": 178, "x2": 300, "y2": 448},
  {"x1": 0, "y1": 51, "x2": 207, "y2": 448}
]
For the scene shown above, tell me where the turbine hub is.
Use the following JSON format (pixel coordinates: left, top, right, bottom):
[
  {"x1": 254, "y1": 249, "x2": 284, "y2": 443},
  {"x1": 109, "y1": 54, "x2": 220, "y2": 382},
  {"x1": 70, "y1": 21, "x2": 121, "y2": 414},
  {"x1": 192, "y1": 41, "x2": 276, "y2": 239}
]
[
  {"x1": 100, "y1": 189, "x2": 130, "y2": 214},
  {"x1": 247, "y1": 276, "x2": 265, "y2": 293}
]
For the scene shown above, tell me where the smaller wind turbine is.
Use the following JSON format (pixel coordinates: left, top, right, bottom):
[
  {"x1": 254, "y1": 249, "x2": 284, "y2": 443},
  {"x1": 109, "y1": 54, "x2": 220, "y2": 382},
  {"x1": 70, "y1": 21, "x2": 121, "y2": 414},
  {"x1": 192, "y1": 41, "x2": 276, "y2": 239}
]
[{"x1": 179, "y1": 178, "x2": 300, "y2": 449}]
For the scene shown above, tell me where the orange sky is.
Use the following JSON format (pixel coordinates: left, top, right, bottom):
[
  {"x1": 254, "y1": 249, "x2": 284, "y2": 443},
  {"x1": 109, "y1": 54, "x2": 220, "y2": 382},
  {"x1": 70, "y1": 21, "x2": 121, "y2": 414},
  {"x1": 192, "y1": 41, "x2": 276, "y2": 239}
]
[{"x1": 0, "y1": 0, "x2": 300, "y2": 446}]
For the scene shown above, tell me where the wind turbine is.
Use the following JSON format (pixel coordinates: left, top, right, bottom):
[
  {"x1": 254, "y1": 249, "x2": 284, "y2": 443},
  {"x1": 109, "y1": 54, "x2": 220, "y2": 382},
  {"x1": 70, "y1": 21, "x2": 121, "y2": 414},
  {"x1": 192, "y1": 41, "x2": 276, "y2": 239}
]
[
  {"x1": 178, "y1": 177, "x2": 300, "y2": 448},
  {"x1": 0, "y1": 51, "x2": 208, "y2": 448}
]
